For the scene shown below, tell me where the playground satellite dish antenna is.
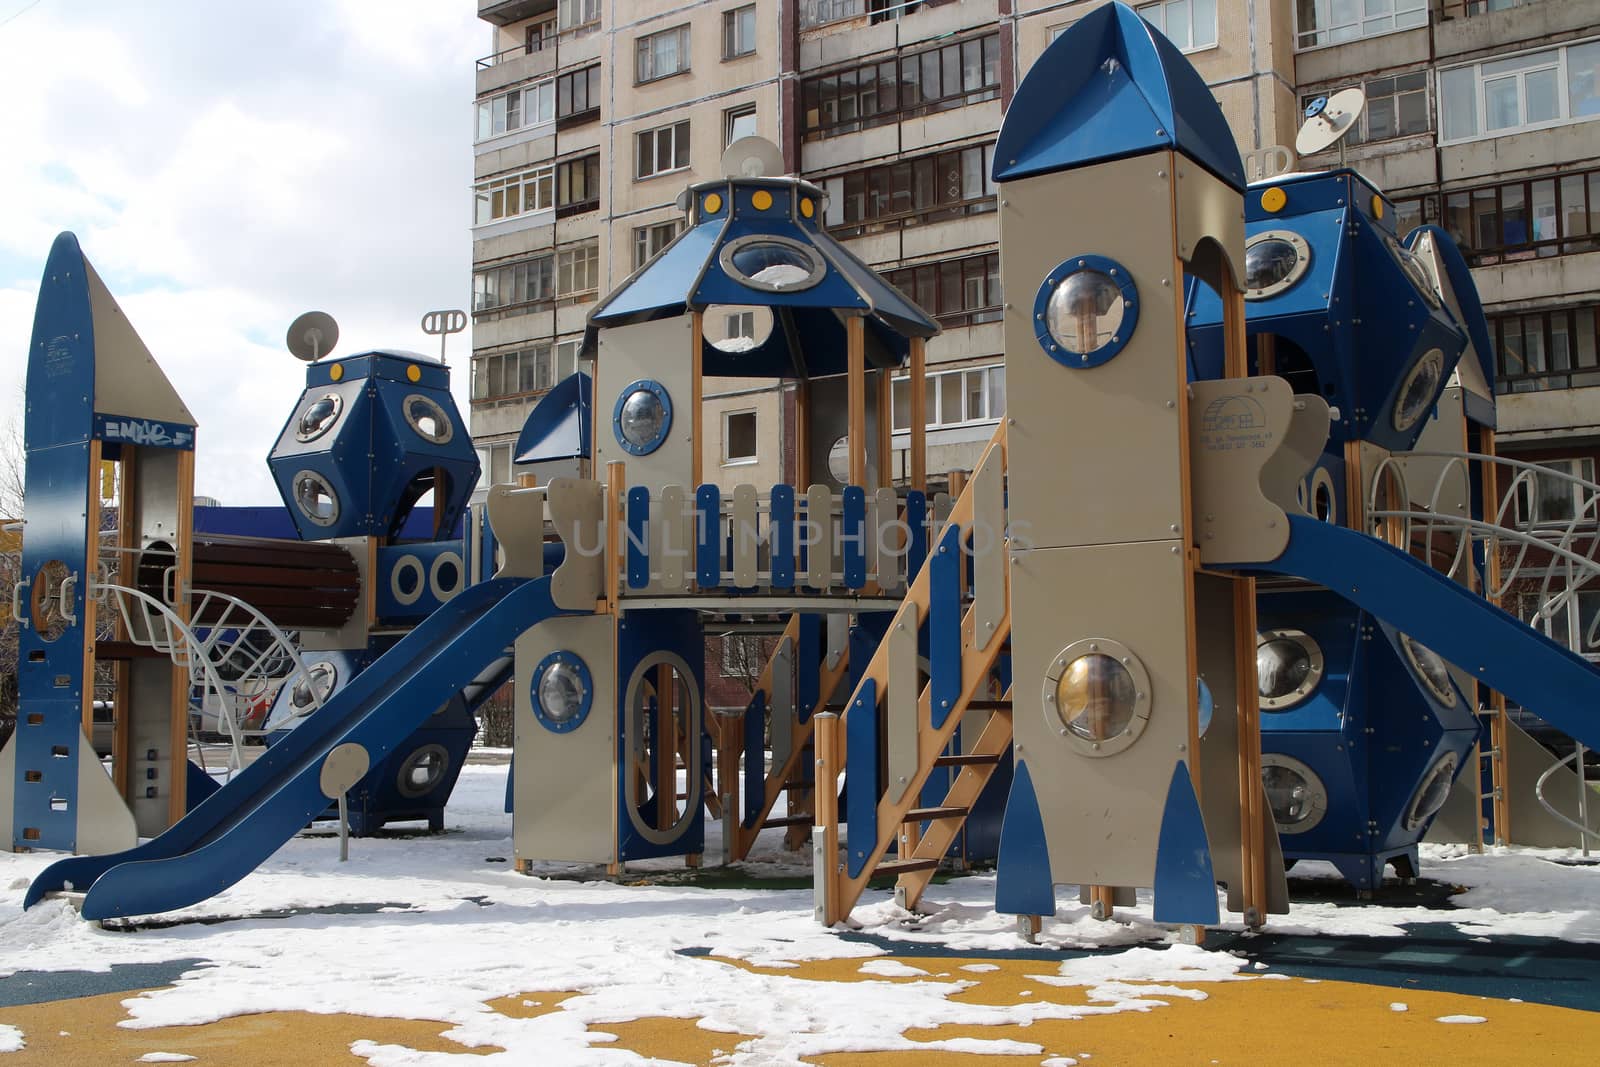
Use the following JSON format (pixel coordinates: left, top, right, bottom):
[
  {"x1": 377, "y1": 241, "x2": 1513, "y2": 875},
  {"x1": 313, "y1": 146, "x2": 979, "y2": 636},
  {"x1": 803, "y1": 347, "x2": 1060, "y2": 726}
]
[
  {"x1": 287, "y1": 311, "x2": 340, "y2": 362},
  {"x1": 721, "y1": 136, "x2": 785, "y2": 178},
  {"x1": 1295, "y1": 87, "x2": 1366, "y2": 163}
]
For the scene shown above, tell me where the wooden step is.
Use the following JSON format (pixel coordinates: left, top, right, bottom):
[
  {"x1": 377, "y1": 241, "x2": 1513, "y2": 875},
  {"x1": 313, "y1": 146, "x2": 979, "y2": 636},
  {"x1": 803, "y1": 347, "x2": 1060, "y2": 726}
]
[
  {"x1": 875, "y1": 858, "x2": 940, "y2": 877},
  {"x1": 933, "y1": 752, "x2": 1002, "y2": 768},
  {"x1": 761, "y1": 814, "x2": 813, "y2": 829},
  {"x1": 904, "y1": 806, "x2": 968, "y2": 822}
]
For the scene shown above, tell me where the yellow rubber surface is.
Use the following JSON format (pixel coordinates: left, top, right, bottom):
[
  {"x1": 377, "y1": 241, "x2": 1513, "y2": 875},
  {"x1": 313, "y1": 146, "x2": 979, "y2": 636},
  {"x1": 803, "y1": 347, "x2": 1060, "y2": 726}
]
[{"x1": 2, "y1": 955, "x2": 1595, "y2": 1064}]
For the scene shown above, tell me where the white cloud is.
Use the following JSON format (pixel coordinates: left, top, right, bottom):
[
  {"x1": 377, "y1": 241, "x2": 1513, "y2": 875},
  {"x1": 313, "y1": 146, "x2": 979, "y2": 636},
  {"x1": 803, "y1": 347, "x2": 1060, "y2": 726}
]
[{"x1": 0, "y1": 0, "x2": 482, "y2": 505}]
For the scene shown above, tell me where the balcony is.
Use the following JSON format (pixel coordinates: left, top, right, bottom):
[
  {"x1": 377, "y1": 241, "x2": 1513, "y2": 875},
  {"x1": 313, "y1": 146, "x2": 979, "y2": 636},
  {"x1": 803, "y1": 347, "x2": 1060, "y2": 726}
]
[{"x1": 479, "y1": 0, "x2": 554, "y2": 27}]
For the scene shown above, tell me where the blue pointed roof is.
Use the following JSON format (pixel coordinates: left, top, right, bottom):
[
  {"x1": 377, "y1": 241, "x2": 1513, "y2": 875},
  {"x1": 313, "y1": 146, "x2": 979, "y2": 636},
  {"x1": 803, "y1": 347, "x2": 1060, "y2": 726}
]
[
  {"x1": 514, "y1": 371, "x2": 592, "y2": 464},
  {"x1": 584, "y1": 176, "x2": 938, "y2": 378},
  {"x1": 993, "y1": 1, "x2": 1245, "y2": 191}
]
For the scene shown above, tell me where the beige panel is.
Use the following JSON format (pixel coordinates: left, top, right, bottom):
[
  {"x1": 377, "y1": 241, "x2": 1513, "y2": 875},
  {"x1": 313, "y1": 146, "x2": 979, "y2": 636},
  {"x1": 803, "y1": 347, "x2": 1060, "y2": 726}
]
[
  {"x1": 73, "y1": 730, "x2": 138, "y2": 856},
  {"x1": 1503, "y1": 717, "x2": 1600, "y2": 847},
  {"x1": 486, "y1": 484, "x2": 548, "y2": 579},
  {"x1": 874, "y1": 487, "x2": 901, "y2": 592},
  {"x1": 805, "y1": 484, "x2": 834, "y2": 590},
  {"x1": 547, "y1": 477, "x2": 605, "y2": 610},
  {"x1": 514, "y1": 614, "x2": 617, "y2": 865},
  {"x1": 999, "y1": 154, "x2": 1186, "y2": 550},
  {"x1": 733, "y1": 484, "x2": 759, "y2": 588},
  {"x1": 1259, "y1": 392, "x2": 1331, "y2": 518},
  {"x1": 1410, "y1": 229, "x2": 1496, "y2": 418},
  {"x1": 1400, "y1": 388, "x2": 1472, "y2": 525},
  {"x1": 970, "y1": 444, "x2": 1006, "y2": 651},
  {"x1": 0, "y1": 734, "x2": 11, "y2": 848},
  {"x1": 1189, "y1": 376, "x2": 1293, "y2": 565},
  {"x1": 1011, "y1": 540, "x2": 1191, "y2": 889},
  {"x1": 657, "y1": 485, "x2": 688, "y2": 592},
  {"x1": 593, "y1": 316, "x2": 697, "y2": 490},
  {"x1": 887, "y1": 606, "x2": 921, "y2": 804},
  {"x1": 770, "y1": 637, "x2": 795, "y2": 768},
  {"x1": 85, "y1": 260, "x2": 196, "y2": 427},
  {"x1": 1175, "y1": 164, "x2": 1246, "y2": 290}
]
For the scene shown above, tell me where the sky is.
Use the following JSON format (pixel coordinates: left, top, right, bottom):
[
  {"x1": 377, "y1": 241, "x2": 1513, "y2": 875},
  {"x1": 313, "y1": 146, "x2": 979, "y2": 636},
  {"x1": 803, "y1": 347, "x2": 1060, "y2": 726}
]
[{"x1": 0, "y1": 0, "x2": 489, "y2": 505}]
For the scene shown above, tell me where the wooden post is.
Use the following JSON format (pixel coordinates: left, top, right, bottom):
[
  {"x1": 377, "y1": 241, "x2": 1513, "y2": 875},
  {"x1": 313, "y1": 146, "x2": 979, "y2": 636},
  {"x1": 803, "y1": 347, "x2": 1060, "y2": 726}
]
[
  {"x1": 813, "y1": 711, "x2": 841, "y2": 925},
  {"x1": 80, "y1": 440, "x2": 103, "y2": 742},
  {"x1": 1479, "y1": 428, "x2": 1510, "y2": 846},
  {"x1": 876, "y1": 369, "x2": 892, "y2": 491},
  {"x1": 691, "y1": 310, "x2": 705, "y2": 489},
  {"x1": 795, "y1": 380, "x2": 811, "y2": 488},
  {"x1": 909, "y1": 337, "x2": 927, "y2": 492},
  {"x1": 167, "y1": 447, "x2": 196, "y2": 825},
  {"x1": 847, "y1": 316, "x2": 867, "y2": 488},
  {"x1": 112, "y1": 451, "x2": 136, "y2": 796},
  {"x1": 1255, "y1": 332, "x2": 1277, "y2": 377},
  {"x1": 655, "y1": 662, "x2": 676, "y2": 832},
  {"x1": 605, "y1": 460, "x2": 625, "y2": 611}
]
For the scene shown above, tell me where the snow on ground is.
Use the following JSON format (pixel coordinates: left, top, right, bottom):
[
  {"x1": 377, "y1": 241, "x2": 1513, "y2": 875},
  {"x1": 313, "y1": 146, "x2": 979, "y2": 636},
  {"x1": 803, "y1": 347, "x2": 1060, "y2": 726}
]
[
  {"x1": 0, "y1": 1024, "x2": 22, "y2": 1053},
  {"x1": 2, "y1": 765, "x2": 1599, "y2": 1063}
]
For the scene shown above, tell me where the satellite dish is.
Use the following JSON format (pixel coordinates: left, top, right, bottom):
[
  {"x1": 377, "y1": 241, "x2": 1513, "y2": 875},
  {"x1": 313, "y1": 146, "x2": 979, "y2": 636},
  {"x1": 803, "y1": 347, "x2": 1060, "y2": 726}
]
[
  {"x1": 721, "y1": 136, "x2": 785, "y2": 179},
  {"x1": 1295, "y1": 87, "x2": 1366, "y2": 158},
  {"x1": 287, "y1": 311, "x2": 340, "y2": 362}
]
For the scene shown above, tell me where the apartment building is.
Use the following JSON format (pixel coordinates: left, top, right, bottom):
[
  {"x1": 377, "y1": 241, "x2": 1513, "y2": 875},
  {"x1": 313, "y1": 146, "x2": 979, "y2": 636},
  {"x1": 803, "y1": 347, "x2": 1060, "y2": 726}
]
[{"x1": 469, "y1": 0, "x2": 1600, "y2": 559}]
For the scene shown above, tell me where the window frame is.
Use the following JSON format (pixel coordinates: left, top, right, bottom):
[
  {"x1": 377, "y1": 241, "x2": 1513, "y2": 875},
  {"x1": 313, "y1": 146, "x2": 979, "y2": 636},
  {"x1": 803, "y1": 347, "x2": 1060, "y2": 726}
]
[
  {"x1": 724, "y1": 102, "x2": 758, "y2": 147},
  {"x1": 555, "y1": 65, "x2": 602, "y2": 127},
  {"x1": 471, "y1": 242, "x2": 601, "y2": 320},
  {"x1": 1441, "y1": 167, "x2": 1600, "y2": 266},
  {"x1": 555, "y1": 153, "x2": 601, "y2": 217},
  {"x1": 636, "y1": 23, "x2": 692, "y2": 84},
  {"x1": 817, "y1": 142, "x2": 998, "y2": 237},
  {"x1": 801, "y1": 32, "x2": 1001, "y2": 141},
  {"x1": 1136, "y1": 0, "x2": 1218, "y2": 54},
  {"x1": 472, "y1": 164, "x2": 557, "y2": 227},
  {"x1": 889, "y1": 362, "x2": 1007, "y2": 433},
  {"x1": 1439, "y1": 37, "x2": 1600, "y2": 145},
  {"x1": 1298, "y1": 71, "x2": 1430, "y2": 148},
  {"x1": 1491, "y1": 303, "x2": 1600, "y2": 394},
  {"x1": 633, "y1": 219, "x2": 682, "y2": 268},
  {"x1": 722, "y1": 409, "x2": 760, "y2": 465},
  {"x1": 722, "y1": 4, "x2": 757, "y2": 59},
  {"x1": 635, "y1": 120, "x2": 692, "y2": 181},
  {"x1": 1294, "y1": 0, "x2": 1428, "y2": 52},
  {"x1": 885, "y1": 251, "x2": 1003, "y2": 328}
]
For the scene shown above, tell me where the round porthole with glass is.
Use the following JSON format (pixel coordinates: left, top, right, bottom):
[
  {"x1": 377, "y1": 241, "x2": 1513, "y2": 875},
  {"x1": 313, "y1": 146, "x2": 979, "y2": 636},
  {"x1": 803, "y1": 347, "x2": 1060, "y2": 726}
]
[
  {"x1": 1033, "y1": 255, "x2": 1139, "y2": 369},
  {"x1": 1309, "y1": 467, "x2": 1338, "y2": 523},
  {"x1": 396, "y1": 744, "x2": 450, "y2": 798},
  {"x1": 1261, "y1": 753, "x2": 1328, "y2": 834},
  {"x1": 1196, "y1": 676, "x2": 1215, "y2": 738},
  {"x1": 288, "y1": 660, "x2": 338, "y2": 718},
  {"x1": 826, "y1": 435, "x2": 850, "y2": 484},
  {"x1": 1243, "y1": 230, "x2": 1311, "y2": 300},
  {"x1": 531, "y1": 651, "x2": 593, "y2": 733},
  {"x1": 612, "y1": 379, "x2": 673, "y2": 456},
  {"x1": 719, "y1": 234, "x2": 826, "y2": 292},
  {"x1": 1042, "y1": 637, "x2": 1152, "y2": 756},
  {"x1": 1398, "y1": 632, "x2": 1458, "y2": 707},
  {"x1": 1389, "y1": 235, "x2": 1441, "y2": 308},
  {"x1": 292, "y1": 470, "x2": 341, "y2": 527},
  {"x1": 294, "y1": 392, "x2": 343, "y2": 443},
  {"x1": 1392, "y1": 348, "x2": 1445, "y2": 433},
  {"x1": 1256, "y1": 629, "x2": 1324, "y2": 711},
  {"x1": 1403, "y1": 751, "x2": 1459, "y2": 830},
  {"x1": 403, "y1": 394, "x2": 454, "y2": 445}
]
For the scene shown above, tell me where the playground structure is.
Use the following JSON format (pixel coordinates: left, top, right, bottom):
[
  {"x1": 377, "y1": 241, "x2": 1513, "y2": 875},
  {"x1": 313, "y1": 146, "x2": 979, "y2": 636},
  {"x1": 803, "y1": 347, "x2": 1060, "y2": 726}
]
[{"x1": 8, "y1": 3, "x2": 1600, "y2": 930}]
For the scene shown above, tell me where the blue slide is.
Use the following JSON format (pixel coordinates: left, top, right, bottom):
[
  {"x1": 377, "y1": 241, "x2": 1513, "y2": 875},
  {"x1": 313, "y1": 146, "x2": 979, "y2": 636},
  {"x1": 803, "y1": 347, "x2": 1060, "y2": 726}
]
[
  {"x1": 1235, "y1": 515, "x2": 1600, "y2": 752},
  {"x1": 27, "y1": 576, "x2": 571, "y2": 920}
]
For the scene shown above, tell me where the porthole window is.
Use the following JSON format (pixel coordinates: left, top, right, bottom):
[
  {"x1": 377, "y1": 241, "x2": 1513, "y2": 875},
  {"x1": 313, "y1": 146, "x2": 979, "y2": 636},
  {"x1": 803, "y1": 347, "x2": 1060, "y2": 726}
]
[
  {"x1": 1310, "y1": 467, "x2": 1337, "y2": 524},
  {"x1": 1196, "y1": 677, "x2": 1215, "y2": 738},
  {"x1": 1392, "y1": 349, "x2": 1444, "y2": 433},
  {"x1": 1404, "y1": 751, "x2": 1459, "y2": 830},
  {"x1": 1398, "y1": 632, "x2": 1458, "y2": 708},
  {"x1": 613, "y1": 379, "x2": 673, "y2": 456},
  {"x1": 1390, "y1": 236, "x2": 1441, "y2": 308},
  {"x1": 719, "y1": 234, "x2": 826, "y2": 292},
  {"x1": 295, "y1": 393, "x2": 343, "y2": 443},
  {"x1": 289, "y1": 661, "x2": 338, "y2": 717},
  {"x1": 531, "y1": 651, "x2": 593, "y2": 733},
  {"x1": 396, "y1": 744, "x2": 450, "y2": 798},
  {"x1": 292, "y1": 470, "x2": 341, "y2": 527},
  {"x1": 1243, "y1": 230, "x2": 1311, "y2": 300},
  {"x1": 1033, "y1": 255, "x2": 1139, "y2": 369},
  {"x1": 826, "y1": 435, "x2": 850, "y2": 484},
  {"x1": 1042, "y1": 638, "x2": 1152, "y2": 756},
  {"x1": 1261, "y1": 753, "x2": 1328, "y2": 834},
  {"x1": 1257, "y1": 629, "x2": 1324, "y2": 711},
  {"x1": 403, "y1": 394, "x2": 454, "y2": 445}
]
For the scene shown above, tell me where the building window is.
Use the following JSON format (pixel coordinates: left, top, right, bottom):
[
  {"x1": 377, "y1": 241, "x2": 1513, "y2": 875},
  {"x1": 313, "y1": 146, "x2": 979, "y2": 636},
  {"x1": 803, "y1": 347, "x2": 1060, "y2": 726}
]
[
  {"x1": 1466, "y1": 0, "x2": 1539, "y2": 14},
  {"x1": 476, "y1": 81, "x2": 555, "y2": 141},
  {"x1": 472, "y1": 338, "x2": 584, "y2": 406},
  {"x1": 817, "y1": 142, "x2": 998, "y2": 237},
  {"x1": 801, "y1": 32, "x2": 1000, "y2": 141},
  {"x1": 472, "y1": 243, "x2": 600, "y2": 319},
  {"x1": 526, "y1": 18, "x2": 556, "y2": 52},
  {"x1": 1137, "y1": 0, "x2": 1217, "y2": 52},
  {"x1": 885, "y1": 252, "x2": 1002, "y2": 328},
  {"x1": 723, "y1": 5, "x2": 756, "y2": 58},
  {"x1": 556, "y1": 153, "x2": 601, "y2": 217},
  {"x1": 1512, "y1": 458, "x2": 1598, "y2": 527},
  {"x1": 1491, "y1": 305, "x2": 1600, "y2": 394},
  {"x1": 556, "y1": 65, "x2": 602, "y2": 126},
  {"x1": 473, "y1": 165, "x2": 555, "y2": 226},
  {"x1": 723, "y1": 410, "x2": 758, "y2": 464},
  {"x1": 558, "y1": 0, "x2": 600, "y2": 31},
  {"x1": 636, "y1": 120, "x2": 691, "y2": 180},
  {"x1": 890, "y1": 364, "x2": 1006, "y2": 432},
  {"x1": 637, "y1": 24, "x2": 691, "y2": 83},
  {"x1": 724, "y1": 103, "x2": 758, "y2": 146},
  {"x1": 725, "y1": 310, "x2": 756, "y2": 343},
  {"x1": 634, "y1": 220, "x2": 682, "y2": 267},
  {"x1": 1442, "y1": 168, "x2": 1600, "y2": 266},
  {"x1": 1440, "y1": 39, "x2": 1600, "y2": 143},
  {"x1": 1295, "y1": 0, "x2": 1426, "y2": 50},
  {"x1": 557, "y1": 243, "x2": 600, "y2": 294},
  {"x1": 1299, "y1": 73, "x2": 1428, "y2": 148}
]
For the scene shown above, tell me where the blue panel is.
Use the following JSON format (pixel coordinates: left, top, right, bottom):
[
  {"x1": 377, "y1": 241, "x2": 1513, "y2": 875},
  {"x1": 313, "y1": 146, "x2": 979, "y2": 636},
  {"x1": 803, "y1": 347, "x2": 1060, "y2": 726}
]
[
  {"x1": 929, "y1": 525, "x2": 962, "y2": 729},
  {"x1": 904, "y1": 491, "x2": 928, "y2": 578},
  {"x1": 797, "y1": 613, "x2": 822, "y2": 722},
  {"x1": 1409, "y1": 224, "x2": 1496, "y2": 407},
  {"x1": 769, "y1": 484, "x2": 795, "y2": 589},
  {"x1": 185, "y1": 762, "x2": 221, "y2": 813},
  {"x1": 626, "y1": 486, "x2": 651, "y2": 590},
  {"x1": 95, "y1": 414, "x2": 195, "y2": 450},
  {"x1": 1151, "y1": 760, "x2": 1220, "y2": 925},
  {"x1": 993, "y1": 2, "x2": 1245, "y2": 190},
  {"x1": 588, "y1": 217, "x2": 726, "y2": 328},
  {"x1": 845, "y1": 678, "x2": 879, "y2": 880},
  {"x1": 742, "y1": 691, "x2": 766, "y2": 829},
  {"x1": 841, "y1": 486, "x2": 866, "y2": 589},
  {"x1": 615, "y1": 608, "x2": 707, "y2": 862},
  {"x1": 504, "y1": 758, "x2": 515, "y2": 814},
  {"x1": 514, "y1": 371, "x2": 592, "y2": 463},
  {"x1": 375, "y1": 540, "x2": 469, "y2": 623},
  {"x1": 695, "y1": 485, "x2": 721, "y2": 588},
  {"x1": 995, "y1": 760, "x2": 1056, "y2": 916}
]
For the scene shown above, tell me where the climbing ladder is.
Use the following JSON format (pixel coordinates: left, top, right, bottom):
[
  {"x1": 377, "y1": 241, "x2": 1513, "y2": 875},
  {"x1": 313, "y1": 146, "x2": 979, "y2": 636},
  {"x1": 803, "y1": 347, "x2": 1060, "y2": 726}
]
[{"x1": 813, "y1": 424, "x2": 1012, "y2": 924}]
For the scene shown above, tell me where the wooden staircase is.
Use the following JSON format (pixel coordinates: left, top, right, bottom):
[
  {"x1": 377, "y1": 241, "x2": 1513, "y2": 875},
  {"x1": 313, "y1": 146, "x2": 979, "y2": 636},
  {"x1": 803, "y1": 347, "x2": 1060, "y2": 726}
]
[{"x1": 814, "y1": 424, "x2": 1012, "y2": 924}]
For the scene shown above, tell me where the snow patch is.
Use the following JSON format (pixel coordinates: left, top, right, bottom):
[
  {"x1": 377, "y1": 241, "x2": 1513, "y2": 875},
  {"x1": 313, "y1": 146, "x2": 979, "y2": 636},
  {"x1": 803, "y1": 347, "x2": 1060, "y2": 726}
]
[
  {"x1": 1437, "y1": 1015, "x2": 1487, "y2": 1024},
  {"x1": 857, "y1": 960, "x2": 929, "y2": 978},
  {"x1": 0, "y1": 1024, "x2": 23, "y2": 1053},
  {"x1": 961, "y1": 963, "x2": 1000, "y2": 973},
  {"x1": 138, "y1": 1054, "x2": 198, "y2": 1063},
  {"x1": 1390, "y1": 1002, "x2": 1408, "y2": 1012},
  {"x1": 751, "y1": 264, "x2": 810, "y2": 287}
]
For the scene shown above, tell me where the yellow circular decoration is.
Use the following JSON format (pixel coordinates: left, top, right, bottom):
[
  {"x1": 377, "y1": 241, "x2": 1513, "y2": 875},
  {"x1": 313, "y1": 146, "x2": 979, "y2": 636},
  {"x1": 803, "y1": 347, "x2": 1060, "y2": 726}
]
[
  {"x1": 751, "y1": 189, "x2": 773, "y2": 211},
  {"x1": 329, "y1": 364, "x2": 344, "y2": 381},
  {"x1": 799, "y1": 197, "x2": 815, "y2": 219},
  {"x1": 1260, "y1": 187, "x2": 1287, "y2": 213},
  {"x1": 1370, "y1": 194, "x2": 1385, "y2": 220},
  {"x1": 703, "y1": 193, "x2": 723, "y2": 214},
  {"x1": 407, "y1": 364, "x2": 422, "y2": 383}
]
